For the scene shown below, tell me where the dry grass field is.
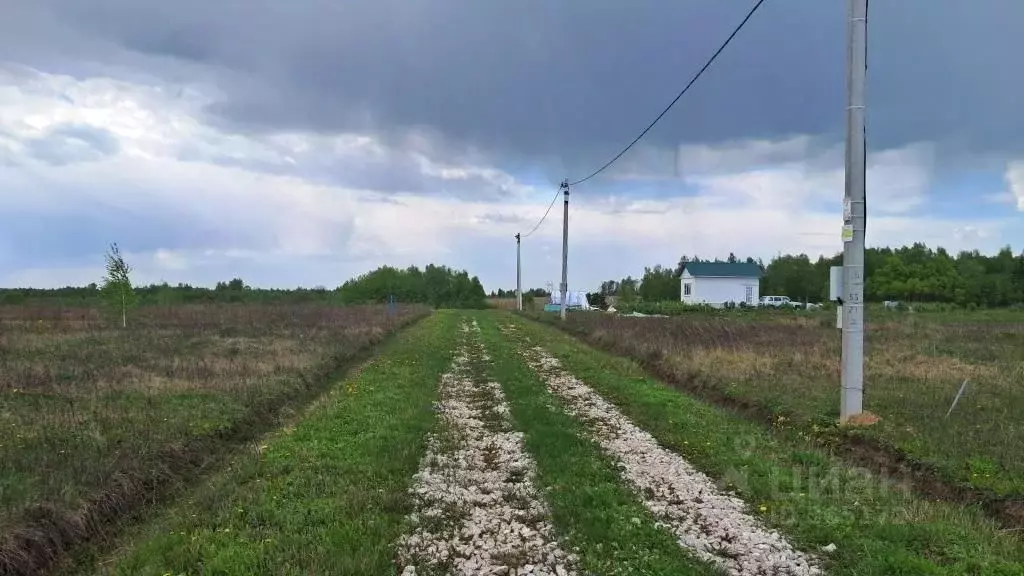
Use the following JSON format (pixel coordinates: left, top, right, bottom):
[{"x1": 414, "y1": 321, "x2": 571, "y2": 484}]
[
  {"x1": 486, "y1": 296, "x2": 543, "y2": 311},
  {"x1": 0, "y1": 302, "x2": 425, "y2": 574},
  {"x1": 539, "y1": 309, "x2": 1024, "y2": 503}
]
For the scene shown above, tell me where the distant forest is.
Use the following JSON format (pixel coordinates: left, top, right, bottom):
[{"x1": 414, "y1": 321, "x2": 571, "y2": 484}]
[
  {"x1": 0, "y1": 265, "x2": 487, "y2": 309},
  {"x1": 590, "y1": 243, "x2": 1024, "y2": 307}
]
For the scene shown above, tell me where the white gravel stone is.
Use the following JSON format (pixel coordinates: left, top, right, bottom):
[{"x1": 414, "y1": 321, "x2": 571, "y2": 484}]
[
  {"x1": 520, "y1": 344, "x2": 822, "y2": 576},
  {"x1": 397, "y1": 321, "x2": 577, "y2": 576}
]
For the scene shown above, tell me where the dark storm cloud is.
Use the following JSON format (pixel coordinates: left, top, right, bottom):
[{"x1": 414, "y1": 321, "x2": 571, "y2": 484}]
[{"x1": 11, "y1": 0, "x2": 1024, "y2": 175}]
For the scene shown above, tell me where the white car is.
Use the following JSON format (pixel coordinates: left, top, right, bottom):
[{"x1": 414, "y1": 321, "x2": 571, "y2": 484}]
[{"x1": 760, "y1": 295, "x2": 795, "y2": 308}]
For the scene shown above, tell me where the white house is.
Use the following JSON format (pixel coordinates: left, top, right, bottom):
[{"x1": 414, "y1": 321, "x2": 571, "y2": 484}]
[{"x1": 680, "y1": 262, "x2": 762, "y2": 307}]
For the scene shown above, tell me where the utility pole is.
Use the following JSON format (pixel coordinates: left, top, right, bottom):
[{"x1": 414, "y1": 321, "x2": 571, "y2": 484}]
[
  {"x1": 515, "y1": 233, "x2": 522, "y2": 311},
  {"x1": 841, "y1": 0, "x2": 868, "y2": 421},
  {"x1": 559, "y1": 179, "x2": 570, "y2": 321}
]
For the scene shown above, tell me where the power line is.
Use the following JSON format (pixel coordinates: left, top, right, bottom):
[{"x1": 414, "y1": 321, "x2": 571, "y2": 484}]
[
  {"x1": 568, "y1": 0, "x2": 769, "y2": 187},
  {"x1": 522, "y1": 187, "x2": 562, "y2": 238}
]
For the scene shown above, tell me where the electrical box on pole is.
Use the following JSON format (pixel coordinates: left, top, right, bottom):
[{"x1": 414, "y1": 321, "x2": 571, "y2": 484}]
[
  {"x1": 829, "y1": 266, "x2": 844, "y2": 302},
  {"x1": 830, "y1": 266, "x2": 844, "y2": 330}
]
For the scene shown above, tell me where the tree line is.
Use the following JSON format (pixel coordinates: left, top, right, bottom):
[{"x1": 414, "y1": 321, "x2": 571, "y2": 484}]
[
  {"x1": 593, "y1": 243, "x2": 1024, "y2": 308},
  {"x1": 0, "y1": 279, "x2": 338, "y2": 307},
  {"x1": 2, "y1": 262, "x2": 486, "y2": 312},
  {"x1": 488, "y1": 288, "x2": 550, "y2": 298}
]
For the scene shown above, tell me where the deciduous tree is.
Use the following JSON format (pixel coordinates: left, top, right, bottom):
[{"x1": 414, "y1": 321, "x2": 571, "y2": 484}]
[{"x1": 101, "y1": 243, "x2": 137, "y2": 327}]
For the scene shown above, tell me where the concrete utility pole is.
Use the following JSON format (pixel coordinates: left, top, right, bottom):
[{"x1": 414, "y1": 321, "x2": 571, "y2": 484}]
[
  {"x1": 559, "y1": 179, "x2": 570, "y2": 321},
  {"x1": 841, "y1": 0, "x2": 868, "y2": 421},
  {"x1": 515, "y1": 233, "x2": 522, "y2": 311}
]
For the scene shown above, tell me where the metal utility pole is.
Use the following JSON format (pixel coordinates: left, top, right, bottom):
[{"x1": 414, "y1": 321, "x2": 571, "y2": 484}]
[
  {"x1": 559, "y1": 180, "x2": 570, "y2": 321},
  {"x1": 841, "y1": 0, "x2": 868, "y2": 421},
  {"x1": 515, "y1": 233, "x2": 523, "y2": 311}
]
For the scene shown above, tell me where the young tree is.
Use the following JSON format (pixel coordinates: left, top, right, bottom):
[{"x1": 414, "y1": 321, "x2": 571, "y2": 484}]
[
  {"x1": 599, "y1": 280, "x2": 620, "y2": 296},
  {"x1": 638, "y1": 265, "x2": 679, "y2": 301},
  {"x1": 101, "y1": 243, "x2": 137, "y2": 327},
  {"x1": 617, "y1": 276, "x2": 639, "y2": 304}
]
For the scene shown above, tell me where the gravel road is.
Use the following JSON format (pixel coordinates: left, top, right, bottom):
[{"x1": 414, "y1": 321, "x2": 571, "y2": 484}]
[
  {"x1": 397, "y1": 321, "x2": 576, "y2": 576},
  {"x1": 521, "y1": 342, "x2": 821, "y2": 576}
]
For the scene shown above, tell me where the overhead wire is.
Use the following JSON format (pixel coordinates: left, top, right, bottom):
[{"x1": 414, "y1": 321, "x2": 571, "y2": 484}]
[
  {"x1": 568, "y1": 0, "x2": 769, "y2": 187},
  {"x1": 521, "y1": 187, "x2": 563, "y2": 238},
  {"x1": 518, "y1": 0, "x2": 768, "y2": 240}
]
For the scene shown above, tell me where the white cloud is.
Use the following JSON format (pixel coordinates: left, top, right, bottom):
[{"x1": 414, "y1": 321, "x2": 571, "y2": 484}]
[
  {"x1": 609, "y1": 139, "x2": 932, "y2": 217},
  {"x1": 1007, "y1": 161, "x2": 1024, "y2": 210},
  {"x1": 152, "y1": 248, "x2": 188, "y2": 271},
  {"x1": 865, "y1": 143, "x2": 934, "y2": 214}
]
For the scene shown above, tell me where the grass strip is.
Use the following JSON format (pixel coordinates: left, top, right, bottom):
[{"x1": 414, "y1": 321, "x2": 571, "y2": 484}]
[
  {"x1": 473, "y1": 312, "x2": 721, "y2": 575},
  {"x1": 79, "y1": 311, "x2": 459, "y2": 576},
  {"x1": 510, "y1": 313, "x2": 1024, "y2": 575}
]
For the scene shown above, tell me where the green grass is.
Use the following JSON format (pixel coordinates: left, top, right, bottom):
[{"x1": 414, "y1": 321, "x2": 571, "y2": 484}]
[
  {"x1": 509, "y1": 312, "x2": 1024, "y2": 575},
  {"x1": 77, "y1": 311, "x2": 458, "y2": 576},
  {"x1": 472, "y1": 312, "x2": 721, "y2": 575},
  {"x1": 1, "y1": 389, "x2": 245, "y2": 517}
]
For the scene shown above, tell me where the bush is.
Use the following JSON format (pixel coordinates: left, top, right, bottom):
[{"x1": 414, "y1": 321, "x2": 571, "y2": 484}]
[{"x1": 616, "y1": 301, "x2": 722, "y2": 316}]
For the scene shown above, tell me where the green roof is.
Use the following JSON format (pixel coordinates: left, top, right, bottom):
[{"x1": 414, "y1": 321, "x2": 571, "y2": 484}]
[{"x1": 682, "y1": 262, "x2": 762, "y2": 278}]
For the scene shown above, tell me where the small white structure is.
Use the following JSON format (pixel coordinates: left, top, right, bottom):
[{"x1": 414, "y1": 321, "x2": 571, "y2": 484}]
[
  {"x1": 549, "y1": 290, "x2": 590, "y2": 309},
  {"x1": 680, "y1": 262, "x2": 762, "y2": 307}
]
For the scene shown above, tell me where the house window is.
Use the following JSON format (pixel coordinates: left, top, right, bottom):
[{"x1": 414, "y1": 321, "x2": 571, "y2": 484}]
[
  {"x1": 745, "y1": 285, "x2": 753, "y2": 304},
  {"x1": 683, "y1": 283, "x2": 692, "y2": 296}
]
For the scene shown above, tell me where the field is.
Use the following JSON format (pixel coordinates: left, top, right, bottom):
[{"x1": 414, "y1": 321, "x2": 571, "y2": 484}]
[
  {"x1": 486, "y1": 296, "x2": 543, "y2": 311},
  {"x1": 0, "y1": 303, "x2": 425, "y2": 575},
  {"x1": 536, "y1": 308, "x2": 1024, "y2": 507},
  {"x1": 3, "y1": 306, "x2": 1024, "y2": 575}
]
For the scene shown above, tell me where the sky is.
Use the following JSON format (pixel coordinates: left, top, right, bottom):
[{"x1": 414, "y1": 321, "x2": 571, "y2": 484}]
[{"x1": 1, "y1": 0, "x2": 1023, "y2": 292}]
